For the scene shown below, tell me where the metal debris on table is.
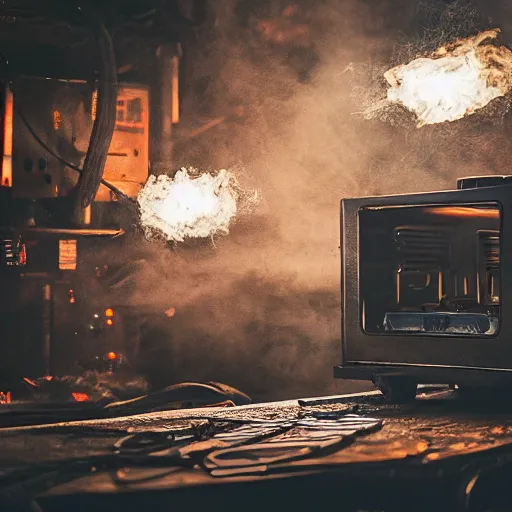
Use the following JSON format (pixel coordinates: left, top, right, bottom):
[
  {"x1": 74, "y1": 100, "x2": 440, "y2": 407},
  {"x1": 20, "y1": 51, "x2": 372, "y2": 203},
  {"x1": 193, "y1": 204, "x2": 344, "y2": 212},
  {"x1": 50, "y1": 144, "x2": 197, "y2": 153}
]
[{"x1": 203, "y1": 414, "x2": 383, "y2": 477}]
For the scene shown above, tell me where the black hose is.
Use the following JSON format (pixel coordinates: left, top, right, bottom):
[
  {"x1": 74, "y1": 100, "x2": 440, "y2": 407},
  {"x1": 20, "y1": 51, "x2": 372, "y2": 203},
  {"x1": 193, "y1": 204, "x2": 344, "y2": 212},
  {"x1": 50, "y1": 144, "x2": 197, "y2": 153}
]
[{"x1": 74, "y1": 15, "x2": 118, "y2": 209}]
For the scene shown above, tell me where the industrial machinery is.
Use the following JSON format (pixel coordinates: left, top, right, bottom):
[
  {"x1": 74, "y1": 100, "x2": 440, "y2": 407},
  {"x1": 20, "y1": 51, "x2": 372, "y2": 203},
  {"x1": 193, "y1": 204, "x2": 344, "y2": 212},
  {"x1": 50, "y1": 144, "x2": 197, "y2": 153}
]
[
  {"x1": 0, "y1": 0, "x2": 195, "y2": 387},
  {"x1": 0, "y1": 76, "x2": 152, "y2": 383},
  {"x1": 335, "y1": 175, "x2": 510, "y2": 401}
]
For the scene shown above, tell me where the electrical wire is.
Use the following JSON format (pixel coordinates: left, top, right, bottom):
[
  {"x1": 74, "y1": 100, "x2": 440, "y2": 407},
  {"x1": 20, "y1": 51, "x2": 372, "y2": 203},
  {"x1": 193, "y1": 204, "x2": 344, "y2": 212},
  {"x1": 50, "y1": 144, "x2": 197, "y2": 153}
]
[
  {"x1": 4, "y1": 6, "x2": 120, "y2": 210},
  {"x1": 1, "y1": 42, "x2": 135, "y2": 209},
  {"x1": 73, "y1": 9, "x2": 118, "y2": 209},
  {"x1": 5, "y1": 413, "x2": 503, "y2": 511},
  {"x1": 14, "y1": 103, "x2": 135, "y2": 206}
]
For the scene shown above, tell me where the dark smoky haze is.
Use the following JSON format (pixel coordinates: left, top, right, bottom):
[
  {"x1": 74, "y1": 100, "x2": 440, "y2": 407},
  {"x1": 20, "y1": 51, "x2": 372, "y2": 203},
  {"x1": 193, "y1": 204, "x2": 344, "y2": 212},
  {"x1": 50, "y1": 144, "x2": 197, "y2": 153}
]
[{"x1": 101, "y1": 0, "x2": 512, "y2": 401}]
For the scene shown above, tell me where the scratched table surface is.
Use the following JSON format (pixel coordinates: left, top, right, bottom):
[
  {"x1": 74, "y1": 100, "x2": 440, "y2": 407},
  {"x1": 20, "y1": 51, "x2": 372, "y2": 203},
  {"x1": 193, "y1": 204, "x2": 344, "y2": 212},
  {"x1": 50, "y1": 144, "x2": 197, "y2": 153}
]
[{"x1": 2, "y1": 387, "x2": 512, "y2": 511}]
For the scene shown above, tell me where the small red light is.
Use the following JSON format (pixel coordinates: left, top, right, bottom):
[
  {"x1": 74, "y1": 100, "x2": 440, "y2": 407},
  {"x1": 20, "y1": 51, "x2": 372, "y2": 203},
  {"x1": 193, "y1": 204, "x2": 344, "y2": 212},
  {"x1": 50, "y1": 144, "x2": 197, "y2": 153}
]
[
  {"x1": 105, "y1": 308, "x2": 114, "y2": 317},
  {"x1": 107, "y1": 351, "x2": 117, "y2": 360},
  {"x1": 68, "y1": 289, "x2": 75, "y2": 304},
  {"x1": 18, "y1": 244, "x2": 26, "y2": 265},
  {"x1": 72, "y1": 392, "x2": 90, "y2": 402},
  {"x1": 23, "y1": 377, "x2": 38, "y2": 388}
]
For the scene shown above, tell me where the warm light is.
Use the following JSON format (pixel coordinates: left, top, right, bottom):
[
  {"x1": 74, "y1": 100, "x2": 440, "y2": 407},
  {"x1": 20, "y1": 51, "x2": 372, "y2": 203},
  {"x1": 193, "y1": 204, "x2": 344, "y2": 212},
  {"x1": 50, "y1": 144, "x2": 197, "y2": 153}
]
[
  {"x1": 0, "y1": 391, "x2": 11, "y2": 404},
  {"x1": 105, "y1": 308, "x2": 114, "y2": 317},
  {"x1": 59, "y1": 240, "x2": 77, "y2": 271},
  {"x1": 384, "y1": 29, "x2": 512, "y2": 126},
  {"x1": 23, "y1": 377, "x2": 38, "y2": 388},
  {"x1": 171, "y1": 55, "x2": 180, "y2": 124},
  {"x1": 165, "y1": 307, "x2": 176, "y2": 318},
  {"x1": 52, "y1": 109, "x2": 61, "y2": 131},
  {"x1": 137, "y1": 168, "x2": 239, "y2": 243},
  {"x1": 427, "y1": 207, "x2": 499, "y2": 219},
  {"x1": 106, "y1": 318, "x2": 113, "y2": 326},
  {"x1": 91, "y1": 89, "x2": 98, "y2": 121},
  {"x1": 72, "y1": 392, "x2": 90, "y2": 402},
  {"x1": 107, "y1": 351, "x2": 117, "y2": 360},
  {"x1": 68, "y1": 289, "x2": 75, "y2": 304},
  {"x1": 18, "y1": 243, "x2": 26, "y2": 266},
  {"x1": 2, "y1": 88, "x2": 13, "y2": 187}
]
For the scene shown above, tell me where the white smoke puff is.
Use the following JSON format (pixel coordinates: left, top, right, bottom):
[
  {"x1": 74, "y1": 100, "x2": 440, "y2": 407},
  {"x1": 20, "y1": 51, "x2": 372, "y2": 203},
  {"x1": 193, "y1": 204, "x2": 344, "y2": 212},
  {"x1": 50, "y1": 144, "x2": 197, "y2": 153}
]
[
  {"x1": 137, "y1": 168, "x2": 241, "y2": 243},
  {"x1": 370, "y1": 29, "x2": 512, "y2": 127},
  {"x1": 386, "y1": 50, "x2": 502, "y2": 126}
]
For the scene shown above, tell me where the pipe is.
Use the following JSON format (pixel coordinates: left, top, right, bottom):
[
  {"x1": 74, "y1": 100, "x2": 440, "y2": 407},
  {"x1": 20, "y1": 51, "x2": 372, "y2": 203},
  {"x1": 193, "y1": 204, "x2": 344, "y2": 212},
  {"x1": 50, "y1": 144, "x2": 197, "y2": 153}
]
[{"x1": 154, "y1": 43, "x2": 181, "y2": 175}]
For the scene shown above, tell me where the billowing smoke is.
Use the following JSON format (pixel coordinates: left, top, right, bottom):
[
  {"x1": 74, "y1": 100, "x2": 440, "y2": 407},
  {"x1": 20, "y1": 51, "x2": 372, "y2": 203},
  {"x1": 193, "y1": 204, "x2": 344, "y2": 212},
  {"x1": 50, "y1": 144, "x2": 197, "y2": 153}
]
[
  {"x1": 90, "y1": 0, "x2": 512, "y2": 401},
  {"x1": 137, "y1": 167, "x2": 259, "y2": 243},
  {"x1": 138, "y1": 168, "x2": 239, "y2": 242},
  {"x1": 383, "y1": 29, "x2": 512, "y2": 127}
]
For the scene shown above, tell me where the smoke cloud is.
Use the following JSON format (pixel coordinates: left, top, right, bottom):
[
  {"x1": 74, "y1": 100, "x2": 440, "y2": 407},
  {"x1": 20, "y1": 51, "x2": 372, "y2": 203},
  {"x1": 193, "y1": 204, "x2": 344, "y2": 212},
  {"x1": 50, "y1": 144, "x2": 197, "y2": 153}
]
[{"x1": 89, "y1": 0, "x2": 512, "y2": 401}]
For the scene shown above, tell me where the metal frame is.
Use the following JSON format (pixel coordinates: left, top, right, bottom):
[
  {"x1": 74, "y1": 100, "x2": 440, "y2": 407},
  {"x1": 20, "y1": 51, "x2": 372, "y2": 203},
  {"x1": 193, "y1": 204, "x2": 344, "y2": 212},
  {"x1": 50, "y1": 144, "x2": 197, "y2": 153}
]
[{"x1": 335, "y1": 182, "x2": 512, "y2": 385}]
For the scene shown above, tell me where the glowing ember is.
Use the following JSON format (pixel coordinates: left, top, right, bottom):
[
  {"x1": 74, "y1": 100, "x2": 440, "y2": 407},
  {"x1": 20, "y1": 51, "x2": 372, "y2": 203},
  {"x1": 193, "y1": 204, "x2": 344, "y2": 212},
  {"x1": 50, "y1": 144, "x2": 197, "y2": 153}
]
[
  {"x1": 165, "y1": 307, "x2": 176, "y2": 318},
  {"x1": 71, "y1": 392, "x2": 90, "y2": 402},
  {"x1": 138, "y1": 168, "x2": 239, "y2": 243},
  {"x1": 384, "y1": 29, "x2": 512, "y2": 127}
]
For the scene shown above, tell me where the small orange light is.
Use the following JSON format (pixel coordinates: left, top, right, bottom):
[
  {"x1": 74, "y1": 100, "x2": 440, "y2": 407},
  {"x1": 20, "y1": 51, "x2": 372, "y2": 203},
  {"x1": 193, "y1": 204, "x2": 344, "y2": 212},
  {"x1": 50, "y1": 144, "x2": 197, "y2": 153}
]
[
  {"x1": 106, "y1": 318, "x2": 113, "y2": 326},
  {"x1": 68, "y1": 289, "x2": 75, "y2": 304},
  {"x1": 107, "y1": 351, "x2": 117, "y2": 360},
  {"x1": 427, "y1": 206, "x2": 499, "y2": 219},
  {"x1": 18, "y1": 244, "x2": 26, "y2": 266},
  {"x1": 72, "y1": 392, "x2": 90, "y2": 402},
  {"x1": 23, "y1": 377, "x2": 38, "y2": 388},
  {"x1": 105, "y1": 308, "x2": 114, "y2": 317}
]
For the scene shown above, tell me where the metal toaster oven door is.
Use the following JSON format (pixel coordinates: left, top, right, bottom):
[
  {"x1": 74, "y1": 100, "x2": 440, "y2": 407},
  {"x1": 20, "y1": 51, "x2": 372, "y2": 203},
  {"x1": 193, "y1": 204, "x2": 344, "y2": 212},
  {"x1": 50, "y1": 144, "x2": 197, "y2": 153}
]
[{"x1": 340, "y1": 183, "x2": 512, "y2": 371}]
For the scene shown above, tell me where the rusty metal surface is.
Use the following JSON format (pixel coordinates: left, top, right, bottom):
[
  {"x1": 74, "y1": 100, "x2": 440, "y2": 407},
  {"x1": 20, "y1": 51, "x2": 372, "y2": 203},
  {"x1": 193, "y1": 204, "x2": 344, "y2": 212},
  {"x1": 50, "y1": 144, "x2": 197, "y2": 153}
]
[
  {"x1": 3, "y1": 388, "x2": 512, "y2": 465},
  {"x1": 2, "y1": 388, "x2": 512, "y2": 510}
]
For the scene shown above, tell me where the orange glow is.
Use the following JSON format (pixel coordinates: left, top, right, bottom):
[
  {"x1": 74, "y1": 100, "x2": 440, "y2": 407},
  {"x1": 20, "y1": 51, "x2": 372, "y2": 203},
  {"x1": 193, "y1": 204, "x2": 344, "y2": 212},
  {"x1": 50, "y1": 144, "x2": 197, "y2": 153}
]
[
  {"x1": 68, "y1": 289, "x2": 75, "y2": 304},
  {"x1": 107, "y1": 351, "x2": 117, "y2": 360},
  {"x1": 91, "y1": 89, "x2": 98, "y2": 121},
  {"x1": 165, "y1": 307, "x2": 176, "y2": 318},
  {"x1": 72, "y1": 392, "x2": 90, "y2": 402},
  {"x1": 59, "y1": 240, "x2": 77, "y2": 271},
  {"x1": 105, "y1": 308, "x2": 114, "y2": 317},
  {"x1": 0, "y1": 392, "x2": 11, "y2": 404},
  {"x1": 427, "y1": 207, "x2": 499, "y2": 219},
  {"x1": 95, "y1": 85, "x2": 150, "y2": 202},
  {"x1": 172, "y1": 56, "x2": 180, "y2": 124},
  {"x1": 52, "y1": 109, "x2": 61, "y2": 131},
  {"x1": 2, "y1": 88, "x2": 13, "y2": 187},
  {"x1": 23, "y1": 377, "x2": 38, "y2": 387},
  {"x1": 106, "y1": 318, "x2": 113, "y2": 326},
  {"x1": 18, "y1": 243, "x2": 26, "y2": 266}
]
